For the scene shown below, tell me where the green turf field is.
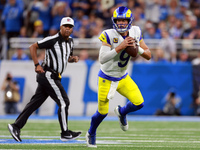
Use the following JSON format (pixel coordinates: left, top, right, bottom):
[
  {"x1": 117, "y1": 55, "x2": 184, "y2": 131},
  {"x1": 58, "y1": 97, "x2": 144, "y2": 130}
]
[{"x1": 0, "y1": 118, "x2": 200, "y2": 150}]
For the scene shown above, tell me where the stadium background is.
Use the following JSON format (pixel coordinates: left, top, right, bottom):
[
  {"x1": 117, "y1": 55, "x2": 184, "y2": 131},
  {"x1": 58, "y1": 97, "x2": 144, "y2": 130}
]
[
  {"x1": 0, "y1": 61, "x2": 195, "y2": 116},
  {"x1": 0, "y1": 0, "x2": 200, "y2": 116}
]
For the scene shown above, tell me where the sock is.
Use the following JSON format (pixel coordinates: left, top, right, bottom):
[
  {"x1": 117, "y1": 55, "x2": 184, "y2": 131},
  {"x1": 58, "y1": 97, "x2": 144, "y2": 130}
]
[
  {"x1": 88, "y1": 110, "x2": 107, "y2": 136},
  {"x1": 120, "y1": 101, "x2": 144, "y2": 116}
]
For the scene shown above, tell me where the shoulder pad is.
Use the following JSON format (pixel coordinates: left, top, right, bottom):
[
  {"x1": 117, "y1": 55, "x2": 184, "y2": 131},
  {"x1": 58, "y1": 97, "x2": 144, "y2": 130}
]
[{"x1": 99, "y1": 31, "x2": 107, "y2": 43}]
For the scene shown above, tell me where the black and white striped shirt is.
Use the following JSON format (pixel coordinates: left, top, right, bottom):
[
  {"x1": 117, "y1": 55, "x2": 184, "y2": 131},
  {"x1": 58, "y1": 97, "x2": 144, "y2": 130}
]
[{"x1": 37, "y1": 32, "x2": 73, "y2": 75}]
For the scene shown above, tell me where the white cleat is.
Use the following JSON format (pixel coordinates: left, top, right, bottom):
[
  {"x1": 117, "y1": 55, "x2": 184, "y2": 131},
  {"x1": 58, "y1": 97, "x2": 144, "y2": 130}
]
[
  {"x1": 114, "y1": 105, "x2": 128, "y2": 131},
  {"x1": 85, "y1": 131, "x2": 97, "y2": 148}
]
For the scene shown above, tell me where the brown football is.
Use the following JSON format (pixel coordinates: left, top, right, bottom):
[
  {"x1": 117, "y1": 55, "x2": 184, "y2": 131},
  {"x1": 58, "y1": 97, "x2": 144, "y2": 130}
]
[{"x1": 125, "y1": 45, "x2": 138, "y2": 57}]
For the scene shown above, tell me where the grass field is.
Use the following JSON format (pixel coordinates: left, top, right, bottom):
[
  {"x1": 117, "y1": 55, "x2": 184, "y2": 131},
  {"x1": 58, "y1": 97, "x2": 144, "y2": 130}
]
[{"x1": 0, "y1": 116, "x2": 200, "y2": 150}]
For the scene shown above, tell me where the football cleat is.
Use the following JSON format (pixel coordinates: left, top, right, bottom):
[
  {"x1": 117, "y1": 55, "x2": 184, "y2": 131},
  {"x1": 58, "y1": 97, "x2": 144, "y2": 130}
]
[
  {"x1": 8, "y1": 124, "x2": 22, "y2": 142},
  {"x1": 60, "y1": 130, "x2": 82, "y2": 141},
  {"x1": 85, "y1": 131, "x2": 97, "y2": 148},
  {"x1": 114, "y1": 105, "x2": 128, "y2": 131}
]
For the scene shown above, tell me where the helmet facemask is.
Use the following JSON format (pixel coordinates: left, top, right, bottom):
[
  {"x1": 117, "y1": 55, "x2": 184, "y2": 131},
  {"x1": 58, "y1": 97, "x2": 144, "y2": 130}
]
[{"x1": 112, "y1": 17, "x2": 133, "y2": 33}]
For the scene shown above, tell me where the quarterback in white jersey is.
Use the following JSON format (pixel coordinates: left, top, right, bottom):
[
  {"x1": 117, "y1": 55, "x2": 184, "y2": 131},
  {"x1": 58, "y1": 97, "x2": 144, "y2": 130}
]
[
  {"x1": 99, "y1": 26, "x2": 142, "y2": 78},
  {"x1": 86, "y1": 6, "x2": 151, "y2": 148}
]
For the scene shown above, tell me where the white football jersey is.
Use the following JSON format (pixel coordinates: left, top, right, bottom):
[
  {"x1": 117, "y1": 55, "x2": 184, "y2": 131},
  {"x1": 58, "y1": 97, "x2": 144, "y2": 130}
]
[{"x1": 99, "y1": 26, "x2": 143, "y2": 78}]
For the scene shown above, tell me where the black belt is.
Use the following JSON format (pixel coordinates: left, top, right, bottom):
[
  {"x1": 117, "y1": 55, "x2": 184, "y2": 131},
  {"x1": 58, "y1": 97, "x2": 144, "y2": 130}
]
[{"x1": 42, "y1": 64, "x2": 61, "y2": 80}]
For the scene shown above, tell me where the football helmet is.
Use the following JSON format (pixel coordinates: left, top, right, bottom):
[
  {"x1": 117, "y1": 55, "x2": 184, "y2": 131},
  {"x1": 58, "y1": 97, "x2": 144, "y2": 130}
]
[{"x1": 112, "y1": 6, "x2": 133, "y2": 33}]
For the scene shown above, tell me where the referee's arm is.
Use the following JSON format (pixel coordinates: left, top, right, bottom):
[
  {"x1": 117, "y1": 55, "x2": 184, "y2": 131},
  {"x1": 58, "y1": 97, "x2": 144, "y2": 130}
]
[{"x1": 29, "y1": 42, "x2": 45, "y2": 73}]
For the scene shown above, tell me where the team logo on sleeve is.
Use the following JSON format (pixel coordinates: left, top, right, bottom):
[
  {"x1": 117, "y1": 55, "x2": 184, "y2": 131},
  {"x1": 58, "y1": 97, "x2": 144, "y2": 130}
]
[{"x1": 113, "y1": 38, "x2": 118, "y2": 43}]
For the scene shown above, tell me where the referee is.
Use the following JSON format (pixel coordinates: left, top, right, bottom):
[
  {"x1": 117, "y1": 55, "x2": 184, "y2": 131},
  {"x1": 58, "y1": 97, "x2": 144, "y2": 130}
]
[{"x1": 8, "y1": 17, "x2": 81, "y2": 142}]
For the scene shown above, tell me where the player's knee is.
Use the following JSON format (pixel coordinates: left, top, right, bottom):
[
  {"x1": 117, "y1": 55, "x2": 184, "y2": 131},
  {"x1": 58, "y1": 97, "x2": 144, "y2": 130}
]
[
  {"x1": 98, "y1": 100, "x2": 109, "y2": 115},
  {"x1": 137, "y1": 102, "x2": 144, "y2": 110},
  {"x1": 98, "y1": 107, "x2": 109, "y2": 115}
]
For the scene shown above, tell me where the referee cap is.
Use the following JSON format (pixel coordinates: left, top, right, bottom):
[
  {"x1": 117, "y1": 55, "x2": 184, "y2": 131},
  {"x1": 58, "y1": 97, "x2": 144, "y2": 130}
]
[{"x1": 60, "y1": 17, "x2": 74, "y2": 27}]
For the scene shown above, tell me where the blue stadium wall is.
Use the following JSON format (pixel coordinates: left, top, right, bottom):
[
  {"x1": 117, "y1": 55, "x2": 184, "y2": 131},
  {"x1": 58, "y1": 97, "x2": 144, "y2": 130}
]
[
  {"x1": 130, "y1": 63, "x2": 193, "y2": 115},
  {"x1": 0, "y1": 61, "x2": 194, "y2": 116}
]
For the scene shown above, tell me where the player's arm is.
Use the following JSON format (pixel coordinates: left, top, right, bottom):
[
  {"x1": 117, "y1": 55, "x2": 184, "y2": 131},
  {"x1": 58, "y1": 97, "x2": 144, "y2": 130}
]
[
  {"x1": 99, "y1": 42, "x2": 117, "y2": 64},
  {"x1": 99, "y1": 37, "x2": 134, "y2": 64},
  {"x1": 139, "y1": 39, "x2": 151, "y2": 60},
  {"x1": 29, "y1": 42, "x2": 45, "y2": 73}
]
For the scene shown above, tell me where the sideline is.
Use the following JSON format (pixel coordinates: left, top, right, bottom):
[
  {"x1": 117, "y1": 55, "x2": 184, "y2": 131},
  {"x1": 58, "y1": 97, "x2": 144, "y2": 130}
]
[{"x1": 0, "y1": 115, "x2": 200, "y2": 122}]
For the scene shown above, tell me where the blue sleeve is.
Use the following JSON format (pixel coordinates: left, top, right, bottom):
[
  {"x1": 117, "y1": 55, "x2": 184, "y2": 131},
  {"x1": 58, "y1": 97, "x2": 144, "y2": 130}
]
[
  {"x1": 18, "y1": 7, "x2": 24, "y2": 18},
  {"x1": 1, "y1": 5, "x2": 9, "y2": 21}
]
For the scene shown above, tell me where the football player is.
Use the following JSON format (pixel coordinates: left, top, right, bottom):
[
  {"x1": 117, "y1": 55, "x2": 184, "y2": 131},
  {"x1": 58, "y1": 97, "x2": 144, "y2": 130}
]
[{"x1": 86, "y1": 6, "x2": 151, "y2": 147}]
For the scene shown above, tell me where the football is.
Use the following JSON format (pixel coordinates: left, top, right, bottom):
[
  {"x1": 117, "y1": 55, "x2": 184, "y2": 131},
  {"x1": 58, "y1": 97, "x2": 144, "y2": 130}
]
[{"x1": 125, "y1": 45, "x2": 138, "y2": 57}]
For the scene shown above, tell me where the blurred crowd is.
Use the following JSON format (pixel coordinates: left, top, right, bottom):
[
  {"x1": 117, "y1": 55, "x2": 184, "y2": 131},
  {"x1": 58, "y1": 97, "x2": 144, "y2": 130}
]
[
  {"x1": 0, "y1": 0, "x2": 200, "y2": 63},
  {"x1": 1, "y1": 0, "x2": 200, "y2": 39}
]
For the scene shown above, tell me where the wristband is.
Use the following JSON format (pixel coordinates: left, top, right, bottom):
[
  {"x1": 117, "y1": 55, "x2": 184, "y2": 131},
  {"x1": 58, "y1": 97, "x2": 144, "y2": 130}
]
[
  {"x1": 138, "y1": 47, "x2": 144, "y2": 55},
  {"x1": 35, "y1": 63, "x2": 40, "y2": 67}
]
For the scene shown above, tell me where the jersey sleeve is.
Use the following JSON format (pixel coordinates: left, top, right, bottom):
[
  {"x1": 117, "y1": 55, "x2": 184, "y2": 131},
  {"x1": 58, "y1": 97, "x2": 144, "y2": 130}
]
[
  {"x1": 99, "y1": 31, "x2": 111, "y2": 46},
  {"x1": 37, "y1": 36, "x2": 56, "y2": 49},
  {"x1": 138, "y1": 27, "x2": 143, "y2": 43}
]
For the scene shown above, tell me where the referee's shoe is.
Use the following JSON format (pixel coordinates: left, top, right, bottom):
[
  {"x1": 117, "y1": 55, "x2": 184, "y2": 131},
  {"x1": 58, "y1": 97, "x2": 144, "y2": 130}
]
[
  {"x1": 8, "y1": 124, "x2": 22, "y2": 142},
  {"x1": 60, "y1": 130, "x2": 82, "y2": 141}
]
